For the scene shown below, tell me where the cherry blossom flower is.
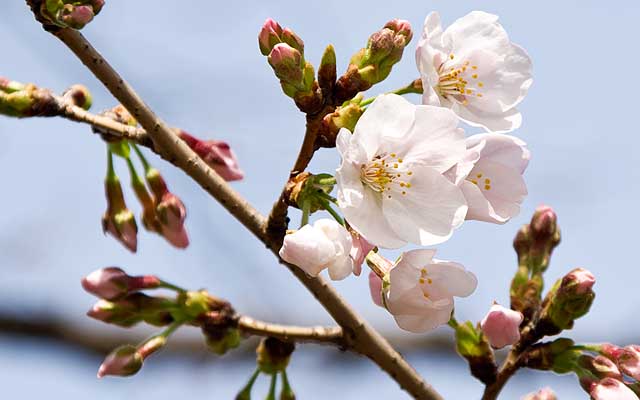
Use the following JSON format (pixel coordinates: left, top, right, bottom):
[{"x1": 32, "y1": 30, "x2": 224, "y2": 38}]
[
  {"x1": 371, "y1": 249, "x2": 477, "y2": 333},
  {"x1": 335, "y1": 94, "x2": 468, "y2": 249},
  {"x1": 416, "y1": 11, "x2": 533, "y2": 133},
  {"x1": 480, "y1": 303, "x2": 523, "y2": 348},
  {"x1": 590, "y1": 378, "x2": 638, "y2": 400},
  {"x1": 446, "y1": 133, "x2": 529, "y2": 223},
  {"x1": 279, "y1": 219, "x2": 354, "y2": 280},
  {"x1": 618, "y1": 346, "x2": 640, "y2": 380}
]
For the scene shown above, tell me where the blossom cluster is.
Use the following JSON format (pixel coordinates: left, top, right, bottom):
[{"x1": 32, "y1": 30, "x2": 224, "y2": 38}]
[{"x1": 279, "y1": 11, "x2": 533, "y2": 333}]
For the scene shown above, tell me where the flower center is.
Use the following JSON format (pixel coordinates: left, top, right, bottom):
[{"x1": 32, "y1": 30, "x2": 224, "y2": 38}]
[
  {"x1": 468, "y1": 172, "x2": 492, "y2": 191},
  {"x1": 419, "y1": 267, "x2": 433, "y2": 299},
  {"x1": 436, "y1": 54, "x2": 485, "y2": 105},
  {"x1": 360, "y1": 152, "x2": 413, "y2": 199}
]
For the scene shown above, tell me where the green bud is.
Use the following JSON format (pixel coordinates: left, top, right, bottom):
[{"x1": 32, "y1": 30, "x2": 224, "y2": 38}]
[
  {"x1": 454, "y1": 321, "x2": 497, "y2": 384},
  {"x1": 206, "y1": 328, "x2": 241, "y2": 355},
  {"x1": 318, "y1": 45, "x2": 337, "y2": 94},
  {"x1": 316, "y1": 99, "x2": 364, "y2": 148},
  {"x1": 62, "y1": 84, "x2": 92, "y2": 110},
  {"x1": 181, "y1": 290, "x2": 211, "y2": 318},
  {"x1": 523, "y1": 338, "x2": 576, "y2": 372},
  {"x1": 109, "y1": 140, "x2": 131, "y2": 159}
]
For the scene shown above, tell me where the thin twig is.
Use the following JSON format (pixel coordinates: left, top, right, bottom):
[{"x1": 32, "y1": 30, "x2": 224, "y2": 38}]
[
  {"x1": 237, "y1": 316, "x2": 343, "y2": 345},
  {"x1": 27, "y1": 14, "x2": 443, "y2": 400}
]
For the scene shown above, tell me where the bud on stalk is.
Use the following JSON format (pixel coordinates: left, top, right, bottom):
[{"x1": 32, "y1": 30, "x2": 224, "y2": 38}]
[
  {"x1": 453, "y1": 321, "x2": 498, "y2": 384},
  {"x1": 315, "y1": 98, "x2": 364, "y2": 148},
  {"x1": 82, "y1": 267, "x2": 161, "y2": 301},
  {"x1": 177, "y1": 130, "x2": 243, "y2": 181},
  {"x1": 257, "y1": 337, "x2": 295, "y2": 375},
  {"x1": 102, "y1": 154, "x2": 138, "y2": 252}
]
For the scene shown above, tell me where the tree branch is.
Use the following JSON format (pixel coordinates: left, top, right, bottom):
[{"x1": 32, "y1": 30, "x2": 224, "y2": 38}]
[
  {"x1": 26, "y1": 13, "x2": 443, "y2": 399},
  {"x1": 237, "y1": 316, "x2": 343, "y2": 345}
]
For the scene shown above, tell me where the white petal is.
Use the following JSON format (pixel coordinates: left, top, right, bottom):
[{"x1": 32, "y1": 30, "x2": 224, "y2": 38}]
[
  {"x1": 444, "y1": 140, "x2": 485, "y2": 185},
  {"x1": 444, "y1": 12, "x2": 506, "y2": 55},
  {"x1": 314, "y1": 218, "x2": 352, "y2": 252},
  {"x1": 339, "y1": 185, "x2": 407, "y2": 249},
  {"x1": 461, "y1": 180, "x2": 506, "y2": 223},
  {"x1": 466, "y1": 133, "x2": 530, "y2": 174},
  {"x1": 382, "y1": 166, "x2": 468, "y2": 246},
  {"x1": 353, "y1": 94, "x2": 416, "y2": 159},
  {"x1": 473, "y1": 159, "x2": 527, "y2": 221},
  {"x1": 403, "y1": 105, "x2": 466, "y2": 173},
  {"x1": 336, "y1": 157, "x2": 367, "y2": 209},
  {"x1": 393, "y1": 303, "x2": 454, "y2": 333},
  {"x1": 428, "y1": 260, "x2": 478, "y2": 297},
  {"x1": 328, "y1": 255, "x2": 354, "y2": 281},
  {"x1": 397, "y1": 249, "x2": 437, "y2": 270},
  {"x1": 279, "y1": 225, "x2": 335, "y2": 276}
]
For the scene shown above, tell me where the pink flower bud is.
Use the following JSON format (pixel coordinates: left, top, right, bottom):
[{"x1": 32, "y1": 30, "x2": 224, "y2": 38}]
[
  {"x1": 97, "y1": 345, "x2": 143, "y2": 378},
  {"x1": 563, "y1": 267, "x2": 596, "y2": 295},
  {"x1": 618, "y1": 346, "x2": 640, "y2": 380},
  {"x1": 590, "y1": 378, "x2": 638, "y2": 400},
  {"x1": 60, "y1": 5, "x2": 95, "y2": 29},
  {"x1": 368, "y1": 271, "x2": 384, "y2": 308},
  {"x1": 579, "y1": 355, "x2": 623, "y2": 381},
  {"x1": 268, "y1": 43, "x2": 304, "y2": 84},
  {"x1": 258, "y1": 18, "x2": 284, "y2": 56},
  {"x1": 600, "y1": 343, "x2": 625, "y2": 360},
  {"x1": 480, "y1": 304, "x2": 523, "y2": 349},
  {"x1": 281, "y1": 28, "x2": 305, "y2": 53},
  {"x1": 521, "y1": 387, "x2": 557, "y2": 400},
  {"x1": 156, "y1": 192, "x2": 189, "y2": 249},
  {"x1": 102, "y1": 176, "x2": 138, "y2": 252},
  {"x1": 383, "y1": 19, "x2": 413, "y2": 44},
  {"x1": 530, "y1": 205, "x2": 558, "y2": 240},
  {"x1": 82, "y1": 267, "x2": 161, "y2": 301},
  {"x1": 178, "y1": 131, "x2": 243, "y2": 181}
]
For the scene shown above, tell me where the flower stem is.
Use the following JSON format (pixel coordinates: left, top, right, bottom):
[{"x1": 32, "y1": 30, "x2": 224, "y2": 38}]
[
  {"x1": 300, "y1": 199, "x2": 311, "y2": 228},
  {"x1": 132, "y1": 143, "x2": 152, "y2": 173},
  {"x1": 318, "y1": 198, "x2": 344, "y2": 225},
  {"x1": 158, "y1": 280, "x2": 186, "y2": 293},
  {"x1": 106, "y1": 147, "x2": 116, "y2": 180},
  {"x1": 447, "y1": 316, "x2": 460, "y2": 329},
  {"x1": 360, "y1": 79, "x2": 423, "y2": 107},
  {"x1": 266, "y1": 373, "x2": 277, "y2": 400}
]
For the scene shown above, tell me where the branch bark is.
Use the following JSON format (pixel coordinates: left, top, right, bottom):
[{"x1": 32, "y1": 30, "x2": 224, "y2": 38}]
[
  {"x1": 26, "y1": 11, "x2": 443, "y2": 399},
  {"x1": 237, "y1": 316, "x2": 343, "y2": 345}
]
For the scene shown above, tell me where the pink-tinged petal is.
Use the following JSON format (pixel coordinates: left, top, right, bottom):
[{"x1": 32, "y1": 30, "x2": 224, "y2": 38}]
[
  {"x1": 521, "y1": 387, "x2": 557, "y2": 400},
  {"x1": 328, "y1": 255, "x2": 354, "y2": 281},
  {"x1": 428, "y1": 260, "x2": 478, "y2": 298},
  {"x1": 368, "y1": 271, "x2": 384, "y2": 307},
  {"x1": 480, "y1": 304, "x2": 523, "y2": 349},
  {"x1": 388, "y1": 258, "x2": 422, "y2": 304},
  {"x1": 396, "y1": 249, "x2": 437, "y2": 270},
  {"x1": 349, "y1": 230, "x2": 375, "y2": 276},
  {"x1": 404, "y1": 105, "x2": 467, "y2": 173},
  {"x1": 162, "y1": 226, "x2": 189, "y2": 249},
  {"x1": 618, "y1": 346, "x2": 640, "y2": 380},
  {"x1": 383, "y1": 165, "x2": 468, "y2": 246},
  {"x1": 444, "y1": 140, "x2": 484, "y2": 185},
  {"x1": 353, "y1": 94, "x2": 415, "y2": 160},
  {"x1": 82, "y1": 267, "x2": 128, "y2": 300},
  {"x1": 590, "y1": 378, "x2": 638, "y2": 400}
]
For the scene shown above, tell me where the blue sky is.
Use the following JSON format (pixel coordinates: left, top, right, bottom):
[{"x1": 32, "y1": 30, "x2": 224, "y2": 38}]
[{"x1": 1, "y1": 1, "x2": 640, "y2": 398}]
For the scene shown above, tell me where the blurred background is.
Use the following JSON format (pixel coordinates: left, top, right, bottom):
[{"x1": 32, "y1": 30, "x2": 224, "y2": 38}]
[{"x1": 2, "y1": 1, "x2": 639, "y2": 398}]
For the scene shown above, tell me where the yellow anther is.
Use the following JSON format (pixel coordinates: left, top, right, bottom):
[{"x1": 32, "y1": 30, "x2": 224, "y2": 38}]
[
  {"x1": 402, "y1": 191, "x2": 407, "y2": 195},
  {"x1": 484, "y1": 185, "x2": 491, "y2": 190},
  {"x1": 423, "y1": 293, "x2": 430, "y2": 299},
  {"x1": 477, "y1": 173, "x2": 483, "y2": 178},
  {"x1": 472, "y1": 74, "x2": 478, "y2": 79},
  {"x1": 472, "y1": 65, "x2": 478, "y2": 70},
  {"x1": 391, "y1": 153, "x2": 397, "y2": 158},
  {"x1": 427, "y1": 278, "x2": 433, "y2": 284},
  {"x1": 400, "y1": 182, "x2": 405, "y2": 187},
  {"x1": 471, "y1": 179, "x2": 478, "y2": 185},
  {"x1": 393, "y1": 163, "x2": 399, "y2": 168},
  {"x1": 398, "y1": 158, "x2": 403, "y2": 163},
  {"x1": 485, "y1": 178, "x2": 491, "y2": 184},
  {"x1": 450, "y1": 54, "x2": 455, "y2": 59},
  {"x1": 466, "y1": 89, "x2": 473, "y2": 94},
  {"x1": 478, "y1": 82, "x2": 484, "y2": 87},
  {"x1": 405, "y1": 183, "x2": 412, "y2": 188},
  {"x1": 421, "y1": 268, "x2": 427, "y2": 275},
  {"x1": 462, "y1": 100, "x2": 469, "y2": 105},
  {"x1": 477, "y1": 93, "x2": 483, "y2": 97},
  {"x1": 419, "y1": 278, "x2": 425, "y2": 284},
  {"x1": 407, "y1": 171, "x2": 413, "y2": 176}
]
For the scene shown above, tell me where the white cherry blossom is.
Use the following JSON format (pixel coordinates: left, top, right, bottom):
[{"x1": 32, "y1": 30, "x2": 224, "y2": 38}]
[
  {"x1": 446, "y1": 133, "x2": 529, "y2": 223},
  {"x1": 335, "y1": 94, "x2": 468, "y2": 249},
  {"x1": 279, "y1": 219, "x2": 354, "y2": 280},
  {"x1": 416, "y1": 11, "x2": 533, "y2": 133},
  {"x1": 370, "y1": 249, "x2": 477, "y2": 333}
]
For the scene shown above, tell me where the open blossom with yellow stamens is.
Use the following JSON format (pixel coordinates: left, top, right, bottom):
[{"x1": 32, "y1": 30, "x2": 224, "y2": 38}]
[
  {"x1": 446, "y1": 133, "x2": 529, "y2": 224},
  {"x1": 369, "y1": 249, "x2": 477, "y2": 333},
  {"x1": 416, "y1": 11, "x2": 532, "y2": 133},
  {"x1": 336, "y1": 94, "x2": 468, "y2": 249}
]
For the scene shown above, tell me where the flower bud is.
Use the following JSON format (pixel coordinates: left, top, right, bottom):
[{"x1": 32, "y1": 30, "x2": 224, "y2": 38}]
[
  {"x1": 40, "y1": 0, "x2": 104, "y2": 29},
  {"x1": 480, "y1": 304, "x2": 523, "y2": 349},
  {"x1": 318, "y1": 45, "x2": 337, "y2": 94},
  {"x1": 268, "y1": 44, "x2": 304, "y2": 88},
  {"x1": 156, "y1": 192, "x2": 189, "y2": 248},
  {"x1": 578, "y1": 355, "x2": 622, "y2": 381},
  {"x1": 177, "y1": 130, "x2": 243, "y2": 181},
  {"x1": 316, "y1": 100, "x2": 364, "y2": 148},
  {"x1": 454, "y1": 321, "x2": 498, "y2": 384},
  {"x1": 529, "y1": 205, "x2": 561, "y2": 272},
  {"x1": 87, "y1": 299, "x2": 141, "y2": 327},
  {"x1": 97, "y1": 345, "x2": 143, "y2": 378},
  {"x1": 0, "y1": 77, "x2": 25, "y2": 93},
  {"x1": 284, "y1": 173, "x2": 335, "y2": 214},
  {"x1": 589, "y1": 378, "x2": 638, "y2": 400},
  {"x1": 538, "y1": 268, "x2": 596, "y2": 335},
  {"x1": 201, "y1": 312, "x2": 242, "y2": 356},
  {"x1": 599, "y1": 343, "x2": 625, "y2": 361},
  {"x1": 281, "y1": 28, "x2": 304, "y2": 54},
  {"x1": 181, "y1": 290, "x2": 212, "y2": 318},
  {"x1": 521, "y1": 387, "x2": 557, "y2": 400},
  {"x1": 102, "y1": 175, "x2": 138, "y2": 253},
  {"x1": 62, "y1": 84, "x2": 92, "y2": 110},
  {"x1": 81, "y1": 267, "x2": 161, "y2": 301},
  {"x1": 0, "y1": 83, "x2": 58, "y2": 117},
  {"x1": 258, "y1": 18, "x2": 284, "y2": 56},
  {"x1": 618, "y1": 346, "x2": 640, "y2": 380},
  {"x1": 257, "y1": 337, "x2": 295, "y2": 375},
  {"x1": 335, "y1": 20, "x2": 413, "y2": 103}
]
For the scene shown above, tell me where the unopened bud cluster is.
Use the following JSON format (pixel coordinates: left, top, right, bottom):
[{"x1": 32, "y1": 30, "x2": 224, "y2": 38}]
[
  {"x1": 36, "y1": 0, "x2": 104, "y2": 29},
  {"x1": 83, "y1": 267, "x2": 242, "y2": 377},
  {"x1": 0, "y1": 79, "x2": 59, "y2": 117}
]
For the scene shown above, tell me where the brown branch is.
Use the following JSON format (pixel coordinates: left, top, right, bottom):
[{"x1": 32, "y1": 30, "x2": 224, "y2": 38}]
[
  {"x1": 237, "y1": 316, "x2": 343, "y2": 345},
  {"x1": 26, "y1": 13, "x2": 443, "y2": 400}
]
